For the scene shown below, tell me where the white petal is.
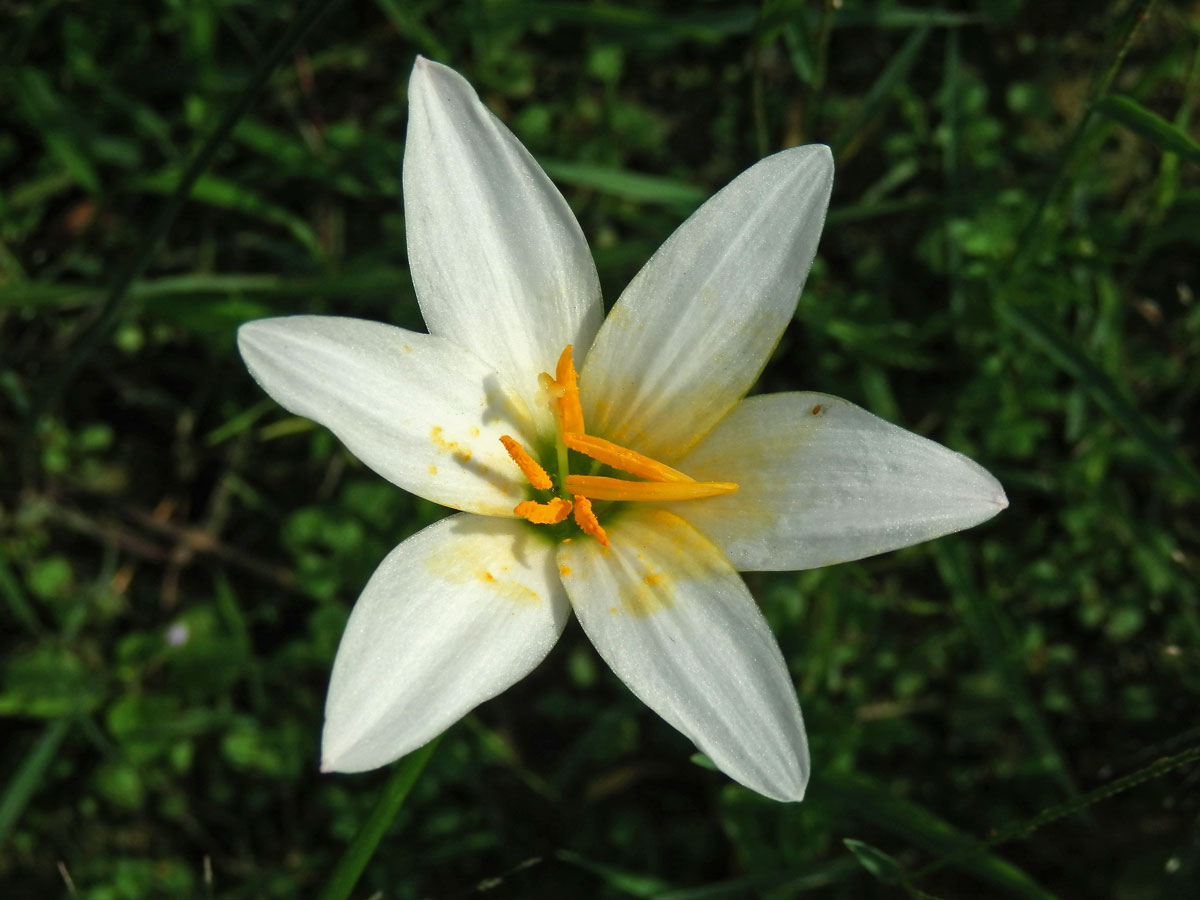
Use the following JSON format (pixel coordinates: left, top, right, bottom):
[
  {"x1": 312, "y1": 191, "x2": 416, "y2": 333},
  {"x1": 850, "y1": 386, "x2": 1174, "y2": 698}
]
[
  {"x1": 580, "y1": 145, "x2": 834, "y2": 463},
  {"x1": 559, "y1": 508, "x2": 808, "y2": 801},
  {"x1": 322, "y1": 514, "x2": 570, "y2": 772},
  {"x1": 404, "y1": 58, "x2": 603, "y2": 428},
  {"x1": 669, "y1": 393, "x2": 1009, "y2": 571},
  {"x1": 238, "y1": 315, "x2": 538, "y2": 517}
]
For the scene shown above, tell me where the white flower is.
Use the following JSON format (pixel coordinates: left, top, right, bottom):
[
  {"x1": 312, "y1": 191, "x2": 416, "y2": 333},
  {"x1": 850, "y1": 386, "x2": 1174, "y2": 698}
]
[{"x1": 237, "y1": 58, "x2": 1007, "y2": 802}]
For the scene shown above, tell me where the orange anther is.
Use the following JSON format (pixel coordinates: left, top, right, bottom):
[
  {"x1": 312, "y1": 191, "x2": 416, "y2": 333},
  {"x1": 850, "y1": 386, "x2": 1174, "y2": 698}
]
[
  {"x1": 572, "y1": 495, "x2": 609, "y2": 546},
  {"x1": 554, "y1": 345, "x2": 585, "y2": 436},
  {"x1": 515, "y1": 497, "x2": 573, "y2": 524},
  {"x1": 563, "y1": 432, "x2": 693, "y2": 483},
  {"x1": 499, "y1": 435, "x2": 553, "y2": 490},
  {"x1": 566, "y1": 475, "x2": 737, "y2": 502}
]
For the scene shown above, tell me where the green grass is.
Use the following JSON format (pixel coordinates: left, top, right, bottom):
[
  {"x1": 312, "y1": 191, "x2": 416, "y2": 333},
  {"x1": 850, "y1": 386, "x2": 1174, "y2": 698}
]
[{"x1": 2, "y1": 0, "x2": 1199, "y2": 897}]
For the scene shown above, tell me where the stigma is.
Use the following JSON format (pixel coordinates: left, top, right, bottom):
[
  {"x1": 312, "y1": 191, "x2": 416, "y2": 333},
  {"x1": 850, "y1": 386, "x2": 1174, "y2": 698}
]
[{"x1": 499, "y1": 345, "x2": 737, "y2": 545}]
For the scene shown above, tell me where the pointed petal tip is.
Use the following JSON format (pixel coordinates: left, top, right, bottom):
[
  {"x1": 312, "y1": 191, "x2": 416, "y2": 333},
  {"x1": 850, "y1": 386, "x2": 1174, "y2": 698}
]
[
  {"x1": 780, "y1": 141, "x2": 834, "y2": 175},
  {"x1": 318, "y1": 738, "x2": 381, "y2": 774},
  {"x1": 319, "y1": 734, "x2": 346, "y2": 774},
  {"x1": 975, "y1": 464, "x2": 1009, "y2": 515},
  {"x1": 407, "y1": 55, "x2": 440, "y2": 98},
  {"x1": 409, "y1": 55, "x2": 458, "y2": 94},
  {"x1": 780, "y1": 783, "x2": 807, "y2": 804},
  {"x1": 235, "y1": 317, "x2": 276, "y2": 361},
  {"x1": 762, "y1": 754, "x2": 809, "y2": 803},
  {"x1": 318, "y1": 730, "x2": 351, "y2": 773},
  {"x1": 731, "y1": 760, "x2": 807, "y2": 803},
  {"x1": 318, "y1": 734, "x2": 374, "y2": 775},
  {"x1": 753, "y1": 767, "x2": 807, "y2": 803}
]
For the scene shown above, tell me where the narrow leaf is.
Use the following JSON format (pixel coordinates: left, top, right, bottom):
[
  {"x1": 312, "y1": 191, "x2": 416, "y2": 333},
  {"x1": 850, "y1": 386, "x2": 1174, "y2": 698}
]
[
  {"x1": 1094, "y1": 95, "x2": 1200, "y2": 164},
  {"x1": 844, "y1": 838, "x2": 904, "y2": 883},
  {"x1": 129, "y1": 171, "x2": 323, "y2": 257},
  {"x1": 656, "y1": 858, "x2": 860, "y2": 899},
  {"x1": 10, "y1": 68, "x2": 101, "y2": 192},
  {"x1": 823, "y1": 773, "x2": 1063, "y2": 900},
  {"x1": 933, "y1": 540, "x2": 1081, "y2": 804},
  {"x1": 316, "y1": 738, "x2": 438, "y2": 900},
  {"x1": 996, "y1": 300, "x2": 1200, "y2": 495},
  {"x1": 556, "y1": 849, "x2": 678, "y2": 897},
  {"x1": 24, "y1": 0, "x2": 350, "y2": 457},
  {"x1": 0, "y1": 719, "x2": 72, "y2": 851},
  {"x1": 832, "y1": 26, "x2": 931, "y2": 155},
  {"x1": 0, "y1": 557, "x2": 43, "y2": 634},
  {"x1": 541, "y1": 159, "x2": 707, "y2": 208}
]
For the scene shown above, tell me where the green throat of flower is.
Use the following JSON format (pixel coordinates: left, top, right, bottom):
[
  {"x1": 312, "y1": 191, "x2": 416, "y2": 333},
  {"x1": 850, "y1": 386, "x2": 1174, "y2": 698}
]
[{"x1": 499, "y1": 345, "x2": 737, "y2": 546}]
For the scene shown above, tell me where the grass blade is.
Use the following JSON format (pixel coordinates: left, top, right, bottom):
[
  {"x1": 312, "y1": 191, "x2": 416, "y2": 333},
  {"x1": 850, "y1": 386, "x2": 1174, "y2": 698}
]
[
  {"x1": 909, "y1": 743, "x2": 1200, "y2": 883},
  {"x1": 555, "y1": 849, "x2": 677, "y2": 897},
  {"x1": 822, "y1": 772, "x2": 1063, "y2": 900},
  {"x1": 129, "y1": 171, "x2": 324, "y2": 257},
  {"x1": 996, "y1": 300, "x2": 1200, "y2": 495},
  {"x1": 316, "y1": 738, "x2": 438, "y2": 900},
  {"x1": 540, "y1": 159, "x2": 707, "y2": 209},
  {"x1": 0, "y1": 718, "x2": 72, "y2": 850},
  {"x1": 24, "y1": 0, "x2": 350, "y2": 470},
  {"x1": 0, "y1": 270, "x2": 416, "y2": 311},
  {"x1": 0, "y1": 556, "x2": 43, "y2": 634},
  {"x1": 656, "y1": 858, "x2": 859, "y2": 899},
  {"x1": 1005, "y1": 0, "x2": 1157, "y2": 273},
  {"x1": 832, "y1": 25, "x2": 931, "y2": 158},
  {"x1": 933, "y1": 540, "x2": 1081, "y2": 803},
  {"x1": 9, "y1": 67, "x2": 101, "y2": 192},
  {"x1": 1093, "y1": 94, "x2": 1200, "y2": 164}
]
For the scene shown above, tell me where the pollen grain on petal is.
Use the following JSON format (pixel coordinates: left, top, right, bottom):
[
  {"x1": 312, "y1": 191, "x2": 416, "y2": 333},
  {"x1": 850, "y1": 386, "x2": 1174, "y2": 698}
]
[
  {"x1": 563, "y1": 432, "x2": 693, "y2": 483},
  {"x1": 566, "y1": 475, "x2": 738, "y2": 502},
  {"x1": 499, "y1": 435, "x2": 553, "y2": 490},
  {"x1": 572, "y1": 495, "x2": 609, "y2": 546},
  {"x1": 515, "y1": 497, "x2": 573, "y2": 524}
]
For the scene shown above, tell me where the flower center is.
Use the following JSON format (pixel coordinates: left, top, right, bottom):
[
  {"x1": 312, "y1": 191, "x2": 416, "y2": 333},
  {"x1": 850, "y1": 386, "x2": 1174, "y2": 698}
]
[{"x1": 499, "y1": 345, "x2": 737, "y2": 545}]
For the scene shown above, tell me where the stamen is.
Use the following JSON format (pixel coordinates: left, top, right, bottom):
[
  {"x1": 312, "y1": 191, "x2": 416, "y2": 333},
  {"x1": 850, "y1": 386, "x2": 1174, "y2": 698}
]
[
  {"x1": 566, "y1": 475, "x2": 737, "y2": 502},
  {"x1": 499, "y1": 435, "x2": 553, "y2": 490},
  {"x1": 554, "y1": 345, "x2": 585, "y2": 436},
  {"x1": 515, "y1": 497, "x2": 573, "y2": 524},
  {"x1": 563, "y1": 433, "x2": 693, "y2": 483},
  {"x1": 572, "y1": 495, "x2": 609, "y2": 546}
]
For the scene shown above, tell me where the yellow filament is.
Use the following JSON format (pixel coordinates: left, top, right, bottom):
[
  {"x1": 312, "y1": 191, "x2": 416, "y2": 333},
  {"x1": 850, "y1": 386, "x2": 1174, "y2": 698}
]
[
  {"x1": 572, "y1": 495, "x2": 609, "y2": 546},
  {"x1": 563, "y1": 432, "x2": 693, "y2": 483},
  {"x1": 499, "y1": 435, "x2": 553, "y2": 490},
  {"x1": 554, "y1": 345, "x2": 585, "y2": 435},
  {"x1": 566, "y1": 475, "x2": 737, "y2": 502},
  {"x1": 515, "y1": 497, "x2": 572, "y2": 524}
]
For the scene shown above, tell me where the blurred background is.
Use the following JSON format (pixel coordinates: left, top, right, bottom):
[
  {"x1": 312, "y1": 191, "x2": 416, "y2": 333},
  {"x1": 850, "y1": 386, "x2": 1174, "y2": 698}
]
[{"x1": 2, "y1": 0, "x2": 1198, "y2": 897}]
